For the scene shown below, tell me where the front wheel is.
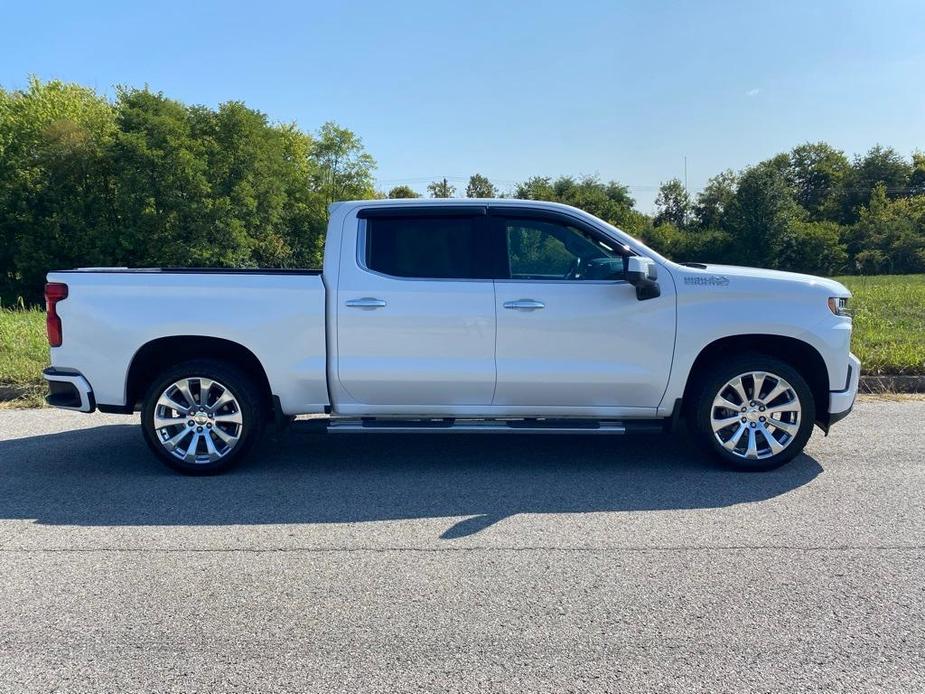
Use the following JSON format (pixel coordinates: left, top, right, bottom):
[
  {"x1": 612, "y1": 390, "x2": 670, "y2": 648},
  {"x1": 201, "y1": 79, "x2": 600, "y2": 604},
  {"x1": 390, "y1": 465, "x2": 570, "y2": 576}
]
[
  {"x1": 689, "y1": 355, "x2": 815, "y2": 471},
  {"x1": 140, "y1": 359, "x2": 265, "y2": 475}
]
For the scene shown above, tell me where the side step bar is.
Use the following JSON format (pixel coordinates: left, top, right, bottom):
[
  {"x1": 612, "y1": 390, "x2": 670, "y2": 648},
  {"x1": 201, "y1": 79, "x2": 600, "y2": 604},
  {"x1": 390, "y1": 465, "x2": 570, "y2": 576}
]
[{"x1": 326, "y1": 418, "x2": 653, "y2": 435}]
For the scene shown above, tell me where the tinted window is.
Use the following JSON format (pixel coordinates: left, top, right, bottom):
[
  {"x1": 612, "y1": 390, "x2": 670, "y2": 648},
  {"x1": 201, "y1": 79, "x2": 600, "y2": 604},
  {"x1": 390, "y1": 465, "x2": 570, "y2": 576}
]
[
  {"x1": 504, "y1": 218, "x2": 624, "y2": 281},
  {"x1": 365, "y1": 216, "x2": 492, "y2": 279}
]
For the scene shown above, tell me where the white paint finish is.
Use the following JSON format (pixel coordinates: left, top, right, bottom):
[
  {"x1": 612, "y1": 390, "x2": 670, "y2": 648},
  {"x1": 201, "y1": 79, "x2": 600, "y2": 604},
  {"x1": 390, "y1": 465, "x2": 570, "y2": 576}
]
[
  {"x1": 830, "y1": 354, "x2": 861, "y2": 414},
  {"x1": 334, "y1": 277, "x2": 497, "y2": 406},
  {"x1": 47, "y1": 271, "x2": 328, "y2": 414},
  {"x1": 330, "y1": 403, "x2": 657, "y2": 418},
  {"x1": 331, "y1": 213, "x2": 496, "y2": 406},
  {"x1": 492, "y1": 279, "x2": 675, "y2": 408},
  {"x1": 656, "y1": 262, "x2": 854, "y2": 416}
]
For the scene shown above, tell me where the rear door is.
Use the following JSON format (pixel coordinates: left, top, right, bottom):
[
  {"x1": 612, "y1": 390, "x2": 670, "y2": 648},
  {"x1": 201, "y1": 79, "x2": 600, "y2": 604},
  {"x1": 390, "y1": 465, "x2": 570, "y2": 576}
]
[
  {"x1": 491, "y1": 210, "x2": 675, "y2": 410},
  {"x1": 334, "y1": 208, "x2": 500, "y2": 408}
]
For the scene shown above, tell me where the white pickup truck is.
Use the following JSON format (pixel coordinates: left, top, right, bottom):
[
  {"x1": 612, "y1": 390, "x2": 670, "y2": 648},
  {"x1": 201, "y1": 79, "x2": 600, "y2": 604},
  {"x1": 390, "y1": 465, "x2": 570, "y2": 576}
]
[{"x1": 43, "y1": 199, "x2": 859, "y2": 474}]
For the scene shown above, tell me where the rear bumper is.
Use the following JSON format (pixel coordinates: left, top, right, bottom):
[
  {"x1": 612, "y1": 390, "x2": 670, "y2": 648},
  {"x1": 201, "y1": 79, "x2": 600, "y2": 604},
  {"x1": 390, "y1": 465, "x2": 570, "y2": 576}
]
[
  {"x1": 43, "y1": 368, "x2": 95, "y2": 412},
  {"x1": 826, "y1": 353, "x2": 860, "y2": 427}
]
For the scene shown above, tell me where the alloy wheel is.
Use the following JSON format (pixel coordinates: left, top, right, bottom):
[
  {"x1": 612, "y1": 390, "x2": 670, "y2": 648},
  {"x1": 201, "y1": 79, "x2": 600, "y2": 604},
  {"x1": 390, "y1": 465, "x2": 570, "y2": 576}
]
[
  {"x1": 710, "y1": 371, "x2": 802, "y2": 460},
  {"x1": 153, "y1": 377, "x2": 244, "y2": 464}
]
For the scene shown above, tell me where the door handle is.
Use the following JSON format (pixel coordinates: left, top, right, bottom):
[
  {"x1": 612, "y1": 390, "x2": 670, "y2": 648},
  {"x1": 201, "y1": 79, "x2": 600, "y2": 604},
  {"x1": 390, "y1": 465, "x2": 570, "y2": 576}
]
[
  {"x1": 503, "y1": 299, "x2": 545, "y2": 311},
  {"x1": 345, "y1": 297, "x2": 387, "y2": 309}
]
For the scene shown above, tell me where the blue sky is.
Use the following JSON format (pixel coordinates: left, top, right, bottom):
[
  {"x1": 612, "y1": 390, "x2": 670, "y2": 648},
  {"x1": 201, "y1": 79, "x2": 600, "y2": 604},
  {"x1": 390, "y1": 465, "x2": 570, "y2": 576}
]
[{"x1": 3, "y1": 0, "x2": 923, "y2": 211}]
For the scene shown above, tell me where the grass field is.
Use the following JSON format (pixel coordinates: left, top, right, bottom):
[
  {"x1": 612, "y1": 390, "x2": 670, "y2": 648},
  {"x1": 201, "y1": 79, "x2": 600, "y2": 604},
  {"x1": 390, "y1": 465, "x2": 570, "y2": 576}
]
[
  {"x1": 1, "y1": 274, "x2": 923, "y2": 407},
  {"x1": 0, "y1": 307, "x2": 47, "y2": 407},
  {"x1": 835, "y1": 274, "x2": 925, "y2": 376}
]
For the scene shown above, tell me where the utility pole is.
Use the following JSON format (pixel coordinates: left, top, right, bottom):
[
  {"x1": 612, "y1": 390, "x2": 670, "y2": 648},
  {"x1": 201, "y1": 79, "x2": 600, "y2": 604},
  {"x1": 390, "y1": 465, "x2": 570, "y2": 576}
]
[
  {"x1": 684, "y1": 156, "x2": 688, "y2": 192},
  {"x1": 427, "y1": 177, "x2": 455, "y2": 198}
]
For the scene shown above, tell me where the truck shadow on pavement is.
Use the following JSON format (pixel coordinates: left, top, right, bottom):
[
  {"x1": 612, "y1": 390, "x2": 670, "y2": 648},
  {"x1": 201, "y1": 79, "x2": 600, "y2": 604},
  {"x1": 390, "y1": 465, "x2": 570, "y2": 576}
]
[{"x1": 0, "y1": 421, "x2": 823, "y2": 538}]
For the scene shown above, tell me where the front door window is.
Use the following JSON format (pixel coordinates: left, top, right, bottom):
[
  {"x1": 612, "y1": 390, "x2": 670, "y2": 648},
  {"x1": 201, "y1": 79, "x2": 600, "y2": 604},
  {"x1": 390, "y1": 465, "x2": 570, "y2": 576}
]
[{"x1": 504, "y1": 219, "x2": 624, "y2": 281}]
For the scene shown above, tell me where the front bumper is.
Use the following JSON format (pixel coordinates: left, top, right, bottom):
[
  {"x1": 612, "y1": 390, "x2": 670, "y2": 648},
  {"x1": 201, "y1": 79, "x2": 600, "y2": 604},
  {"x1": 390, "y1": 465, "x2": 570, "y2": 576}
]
[
  {"x1": 827, "y1": 353, "x2": 860, "y2": 427},
  {"x1": 43, "y1": 368, "x2": 96, "y2": 412}
]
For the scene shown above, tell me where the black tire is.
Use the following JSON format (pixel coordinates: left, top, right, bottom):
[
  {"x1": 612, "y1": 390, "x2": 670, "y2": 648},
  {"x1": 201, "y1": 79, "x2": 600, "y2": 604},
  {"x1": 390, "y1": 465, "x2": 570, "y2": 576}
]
[
  {"x1": 688, "y1": 353, "x2": 815, "y2": 471},
  {"x1": 140, "y1": 359, "x2": 265, "y2": 475}
]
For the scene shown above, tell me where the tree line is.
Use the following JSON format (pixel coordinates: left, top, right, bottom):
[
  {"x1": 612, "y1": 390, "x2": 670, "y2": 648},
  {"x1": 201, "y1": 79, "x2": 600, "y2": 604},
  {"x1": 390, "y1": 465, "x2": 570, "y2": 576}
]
[
  {"x1": 2, "y1": 77, "x2": 923, "y2": 304},
  {"x1": 386, "y1": 142, "x2": 925, "y2": 279},
  {"x1": 643, "y1": 143, "x2": 925, "y2": 277}
]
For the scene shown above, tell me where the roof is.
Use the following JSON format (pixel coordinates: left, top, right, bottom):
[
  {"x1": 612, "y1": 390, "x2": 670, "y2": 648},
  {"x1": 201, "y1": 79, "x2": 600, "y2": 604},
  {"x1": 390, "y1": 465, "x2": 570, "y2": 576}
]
[
  {"x1": 331, "y1": 197, "x2": 596, "y2": 215},
  {"x1": 328, "y1": 198, "x2": 666, "y2": 264}
]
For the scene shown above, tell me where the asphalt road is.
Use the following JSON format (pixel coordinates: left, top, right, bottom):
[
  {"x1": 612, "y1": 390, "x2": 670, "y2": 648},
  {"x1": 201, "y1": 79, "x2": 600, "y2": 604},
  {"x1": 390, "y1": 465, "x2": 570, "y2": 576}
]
[{"x1": 0, "y1": 399, "x2": 922, "y2": 692}]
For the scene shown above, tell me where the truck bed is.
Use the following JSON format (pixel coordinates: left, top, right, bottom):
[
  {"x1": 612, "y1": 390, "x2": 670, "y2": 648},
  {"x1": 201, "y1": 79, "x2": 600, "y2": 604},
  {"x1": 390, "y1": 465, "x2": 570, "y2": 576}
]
[{"x1": 47, "y1": 268, "x2": 329, "y2": 414}]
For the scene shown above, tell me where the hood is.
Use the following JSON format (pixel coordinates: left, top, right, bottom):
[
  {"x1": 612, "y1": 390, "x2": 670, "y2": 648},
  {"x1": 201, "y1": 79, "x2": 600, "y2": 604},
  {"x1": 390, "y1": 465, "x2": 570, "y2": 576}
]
[{"x1": 680, "y1": 263, "x2": 850, "y2": 297}]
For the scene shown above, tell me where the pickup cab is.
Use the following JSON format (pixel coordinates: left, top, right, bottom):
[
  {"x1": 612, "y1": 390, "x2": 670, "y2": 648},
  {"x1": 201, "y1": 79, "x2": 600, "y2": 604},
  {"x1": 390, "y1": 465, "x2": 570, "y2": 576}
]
[{"x1": 43, "y1": 199, "x2": 859, "y2": 474}]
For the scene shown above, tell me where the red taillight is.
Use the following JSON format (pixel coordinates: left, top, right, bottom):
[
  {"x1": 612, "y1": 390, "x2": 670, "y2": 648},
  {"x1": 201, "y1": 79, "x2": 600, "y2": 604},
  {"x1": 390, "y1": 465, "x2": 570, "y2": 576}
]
[{"x1": 45, "y1": 282, "x2": 68, "y2": 347}]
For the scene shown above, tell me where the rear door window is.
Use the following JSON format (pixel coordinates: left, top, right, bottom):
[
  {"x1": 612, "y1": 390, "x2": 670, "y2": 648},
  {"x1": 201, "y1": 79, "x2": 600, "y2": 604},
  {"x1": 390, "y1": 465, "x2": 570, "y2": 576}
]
[{"x1": 365, "y1": 215, "x2": 496, "y2": 279}]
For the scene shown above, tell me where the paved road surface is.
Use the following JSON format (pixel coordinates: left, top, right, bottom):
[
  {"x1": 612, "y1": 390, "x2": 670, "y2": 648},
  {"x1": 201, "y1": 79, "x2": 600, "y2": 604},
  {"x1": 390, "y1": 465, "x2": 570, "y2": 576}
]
[{"x1": 0, "y1": 400, "x2": 922, "y2": 692}]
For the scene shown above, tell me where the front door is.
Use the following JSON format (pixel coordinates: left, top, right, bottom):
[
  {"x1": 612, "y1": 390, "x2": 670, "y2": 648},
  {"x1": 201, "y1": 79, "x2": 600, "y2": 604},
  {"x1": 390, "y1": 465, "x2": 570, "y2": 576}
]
[{"x1": 491, "y1": 212, "x2": 675, "y2": 410}]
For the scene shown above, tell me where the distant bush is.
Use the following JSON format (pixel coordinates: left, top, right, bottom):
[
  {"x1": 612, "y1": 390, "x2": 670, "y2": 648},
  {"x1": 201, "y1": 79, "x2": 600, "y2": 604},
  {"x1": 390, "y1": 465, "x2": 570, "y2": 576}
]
[
  {"x1": 640, "y1": 224, "x2": 734, "y2": 265},
  {"x1": 777, "y1": 221, "x2": 847, "y2": 276}
]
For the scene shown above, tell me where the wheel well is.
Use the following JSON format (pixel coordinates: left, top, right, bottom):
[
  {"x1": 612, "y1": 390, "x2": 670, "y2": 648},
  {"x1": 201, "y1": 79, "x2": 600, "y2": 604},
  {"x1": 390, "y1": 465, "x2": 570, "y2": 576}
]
[
  {"x1": 125, "y1": 336, "x2": 273, "y2": 413},
  {"x1": 683, "y1": 335, "x2": 830, "y2": 420}
]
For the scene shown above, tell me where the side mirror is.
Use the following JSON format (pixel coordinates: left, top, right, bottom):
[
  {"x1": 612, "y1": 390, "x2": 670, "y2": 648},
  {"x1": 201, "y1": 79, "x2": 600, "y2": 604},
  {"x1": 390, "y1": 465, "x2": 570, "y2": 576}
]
[{"x1": 624, "y1": 256, "x2": 660, "y2": 300}]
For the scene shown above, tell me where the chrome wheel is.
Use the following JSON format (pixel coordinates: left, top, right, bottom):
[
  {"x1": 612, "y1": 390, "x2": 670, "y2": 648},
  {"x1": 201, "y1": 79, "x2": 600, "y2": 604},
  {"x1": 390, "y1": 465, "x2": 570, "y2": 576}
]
[
  {"x1": 153, "y1": 377, "x2": 243, "y2": 464},
  {"x1": 710, "y1": 371, "x2": 802, "y2": 461}
]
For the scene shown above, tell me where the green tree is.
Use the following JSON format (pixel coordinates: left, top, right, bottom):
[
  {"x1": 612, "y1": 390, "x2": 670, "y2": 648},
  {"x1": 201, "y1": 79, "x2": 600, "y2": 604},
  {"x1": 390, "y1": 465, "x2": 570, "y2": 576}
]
[
  {"x1": 776, "y1": 220, "x2": 847, "y2": 275},
  {"x1": 846, "y1": 183, "x2": 925, "y2": 273},
  {"x1": 841, "y1": 145, "x2": 913, "y2": 222},
  {"x1": 427, "y1": 178, "x2": 456, "y2": 198},
  {"x1": 309, "y1": 121, "x2": 376, "y2": 219},
  {"x1": 786, "y1": 142, "x2": 850, "y2": 221},
  {"x1": 552, "y1": 176, "x2": 636, "y2": 226},
  {"x1": 654, "y1": 178, "x2": 691, "y2": 228},
  {"x1": 909, "y1": 151, "x2": 925, "y2": 197},
  {"x1": 514, "y1": 176, "x2": 556, "y2": 201},
  {"x1": 197, "y1": 101, "x2": 319, "y2": 267},
  {"x1": 465, "y1": 173, "x2": 497, "y2": 198},
  {"x1": 641, "y1": 223, "x2": 733, "y2": 265},
  {"x1": 387, "y1": 185, "x2": 421, "y2": 199},
  {"x1": 0, "y1": 77, "x2": 117, "y2": 302},
  {"x1": 268, "y1": 122, "x2": 324, "y2": 267},
  {"x1": 722, "y1": 161, "x2": 805, "y2": 268},
  {"x1": 514, "y1": 175, "x2": 647, "y2": 234},
  {"x1": 0, "y1": 79, "x2": 354, "y2": 302},
  {"x1": 694, "y1": 169, "x2": 737, "y2": 229},
  {"x1": 108, "y1": 89, "x2": 247, "y2": 269}
]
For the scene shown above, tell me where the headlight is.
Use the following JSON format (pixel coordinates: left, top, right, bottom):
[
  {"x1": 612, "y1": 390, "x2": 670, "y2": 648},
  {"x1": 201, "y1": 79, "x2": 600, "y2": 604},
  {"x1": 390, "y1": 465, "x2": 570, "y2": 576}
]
[{"x1": 828, "y1": 296, "x2": 851, "y2": 317}]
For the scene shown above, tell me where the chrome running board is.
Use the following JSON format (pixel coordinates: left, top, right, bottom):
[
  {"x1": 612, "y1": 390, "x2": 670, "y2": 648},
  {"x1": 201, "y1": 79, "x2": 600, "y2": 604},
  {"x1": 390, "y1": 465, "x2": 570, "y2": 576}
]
[{"x1": 326, "y1": 418, "x2": 628, "y2": 435}]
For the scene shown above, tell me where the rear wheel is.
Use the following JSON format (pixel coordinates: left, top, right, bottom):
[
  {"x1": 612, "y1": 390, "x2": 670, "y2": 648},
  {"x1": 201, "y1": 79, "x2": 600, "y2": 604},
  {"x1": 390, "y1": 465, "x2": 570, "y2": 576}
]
[
  {"x1": 689, "y1": 354, "x2": 815, "y2": 471},
  {"x1": 140, "y1": 359, "x2": 264, "y2": 474}
]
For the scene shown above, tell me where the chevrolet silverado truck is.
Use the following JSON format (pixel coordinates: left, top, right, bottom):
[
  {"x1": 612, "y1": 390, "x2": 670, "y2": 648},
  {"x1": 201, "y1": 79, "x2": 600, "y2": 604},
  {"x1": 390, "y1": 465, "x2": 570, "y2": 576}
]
[{"x1": 43, "y1": 199, "x2": 859, "y2": 474}]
